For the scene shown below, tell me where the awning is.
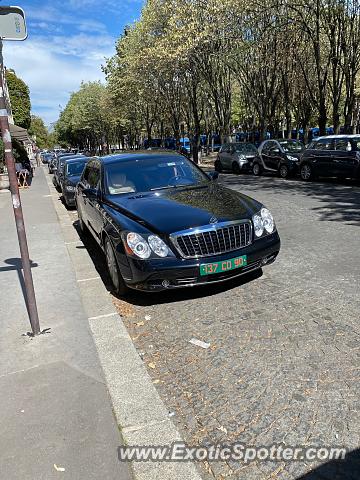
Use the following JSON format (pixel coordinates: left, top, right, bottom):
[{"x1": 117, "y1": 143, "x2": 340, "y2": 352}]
[{"x1": 8, "y1": 124, "x2": 32, "y2": 143}]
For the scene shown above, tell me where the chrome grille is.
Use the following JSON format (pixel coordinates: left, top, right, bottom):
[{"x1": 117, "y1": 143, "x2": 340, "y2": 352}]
[{"x1": 171, "y1": 221, "x2": 252, "y2": 259}]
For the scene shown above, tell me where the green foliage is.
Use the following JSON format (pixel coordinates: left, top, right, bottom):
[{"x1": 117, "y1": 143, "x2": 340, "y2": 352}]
[
  {"x1": 6, "y1": 70, "x2": 31, "y2": 129},
  {"x1": 28, "y1": 115, "x2": 50, "y2": 149}
]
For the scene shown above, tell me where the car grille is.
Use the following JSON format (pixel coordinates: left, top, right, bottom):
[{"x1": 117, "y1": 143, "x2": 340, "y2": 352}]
[{"x1": 171, "y1": 221, "x2": 253, "y2": 259}]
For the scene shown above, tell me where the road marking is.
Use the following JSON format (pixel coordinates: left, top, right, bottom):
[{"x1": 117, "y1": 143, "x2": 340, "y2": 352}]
[
  {"x1": 65, "y1": 240, "x2": 83, "y2": 245},
  {"x1": 88, "y1": 312, "x2": 118, "y2": 321},
  {"x1": 77, "y1": 276, "x2": 101, "y2": 283}
]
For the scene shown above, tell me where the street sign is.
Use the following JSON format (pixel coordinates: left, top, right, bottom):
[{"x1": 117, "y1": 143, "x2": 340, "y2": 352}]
[{"x1": 0, "y1": 6, "x2": 27, "y2": 41}]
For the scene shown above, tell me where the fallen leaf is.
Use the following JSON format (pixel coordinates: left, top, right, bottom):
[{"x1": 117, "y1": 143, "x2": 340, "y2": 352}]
[
  {"x1": 148, "y1": 362, "x2": 156, "y2": 369},
  {"x1": 54, "y1": 464, "x2": 65, "y2": 472},
  {"x1": 153, "y1": 379, "x2": 161, "y2": 384},
  {"x1": 136, "y1": 321, "x2": 145, "y2": 327}
]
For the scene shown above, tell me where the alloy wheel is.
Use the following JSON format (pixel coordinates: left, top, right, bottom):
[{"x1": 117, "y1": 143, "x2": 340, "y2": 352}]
[
  {"x1": 301, "y1": 164, "x2": 312, "y2": 181},
  {"x1": 105, "y1": 240, "x2": 120, "y2": 292},
  {"x1": 279, "y1": 165, "x2": 289, "y2": 178},
  {"x1": 253, "y1": 163, "x2": 261, "y2": 176}
]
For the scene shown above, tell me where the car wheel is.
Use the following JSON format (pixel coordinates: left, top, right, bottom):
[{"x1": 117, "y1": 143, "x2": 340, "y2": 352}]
[
  {"x1": 105, "y1": 237, "x2": 128, "y2": 296},
  {"x1": 232, "y1": 162, "x2": 241, "y2": 174},
  {"x1": 252, "y1": 162, "x2": 262, "y2": 176},
  {"x1": 214, "y1": 160, "x2": 222, "y2": 173},
  {"x1": 300, "y1": 163, "x2": 313, "y2": 181},
  {"x1": 279, "y1": 164, "x2": 289, "y2": 179}
]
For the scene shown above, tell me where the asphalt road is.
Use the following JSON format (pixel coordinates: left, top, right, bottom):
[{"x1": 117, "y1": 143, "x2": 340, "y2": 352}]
[{"x1": 68, "y1": 172, "x2": 360, "y2": 479}]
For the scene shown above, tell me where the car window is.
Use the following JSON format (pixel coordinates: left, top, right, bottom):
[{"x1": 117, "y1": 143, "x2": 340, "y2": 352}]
[
  {"x1": 262, "y1": 142, "x2": 271, "y2": 155},
  {"x1": 350, "y1": 138, "x2": 360, "y2": 151},
  {"x1": 233, "y1": 143, "x2": 258, "y2": 154},
  {"x1": 279, "y1": 140, "x2": 304, "y2": 152},
  {"x1": 335, "y1": 139, "x2": 352, "y2": 151},
  {"x1": 104, "y1": 155, "x2": 210, "y2": 195},
  {"x1": 221, "y1": 144, "x2": 229, "y2": 153},
  {"x1": 66, "y1": 161, "x2": 87, "y2": 177},
  {"x1": 314, "y1": 139, "x2": 333, "y2": 150},
  {"x1": 87, "y1": 160, "x2": 101, "y2": 189}
]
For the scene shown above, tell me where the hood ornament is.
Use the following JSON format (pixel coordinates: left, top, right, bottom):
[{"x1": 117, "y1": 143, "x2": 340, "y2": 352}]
[{"x1": 209, "y1": 216, "x2": 218, "y2": 224}]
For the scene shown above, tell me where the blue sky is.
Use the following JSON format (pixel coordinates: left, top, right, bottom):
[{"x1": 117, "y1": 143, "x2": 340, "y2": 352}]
[{"x1": 2, "y1": 0, "x2": 144, "y2": 127}]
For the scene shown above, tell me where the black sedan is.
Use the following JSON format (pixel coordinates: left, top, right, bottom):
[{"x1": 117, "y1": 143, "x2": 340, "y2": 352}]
[
  {"x1": 75, "y1": 152, "x2": 280, "y2": 295},
  {"x1": 61, "y1": 156, "x2": 90, "y2": 207}
]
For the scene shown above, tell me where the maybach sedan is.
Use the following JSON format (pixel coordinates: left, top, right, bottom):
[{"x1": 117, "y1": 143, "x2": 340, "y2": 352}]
[{"x1": 75, "y1": 151, "x2": 281, "y2": 294}]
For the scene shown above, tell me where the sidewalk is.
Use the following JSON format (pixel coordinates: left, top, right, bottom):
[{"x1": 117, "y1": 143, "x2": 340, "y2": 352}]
[{"x1": 0, "y1": 169, "x2": 133, "y2": 479}]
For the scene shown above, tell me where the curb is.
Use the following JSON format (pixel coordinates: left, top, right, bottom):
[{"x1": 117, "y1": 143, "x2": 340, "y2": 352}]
[{"x1": 45, "y1": 171, "x2": 203, "y2": 480}]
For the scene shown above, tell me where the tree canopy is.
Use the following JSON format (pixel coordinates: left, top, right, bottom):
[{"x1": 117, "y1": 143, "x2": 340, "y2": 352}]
[
  {"x1": 5, "y1": 69, "x2": 31, "y2": 129},
  {"x1": 55, "y1": 0, "x2": 360, "y2": 161}
]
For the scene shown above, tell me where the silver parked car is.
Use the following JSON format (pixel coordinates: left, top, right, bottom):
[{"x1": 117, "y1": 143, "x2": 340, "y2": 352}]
[{"x1": 215, "y1": 142, "x2": 260, "y2": 174}]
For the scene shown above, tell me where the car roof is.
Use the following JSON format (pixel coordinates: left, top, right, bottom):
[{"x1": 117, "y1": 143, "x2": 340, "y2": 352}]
[
  {"x1": 100, "y1": 150, "x2": 183, "y2": 165},
  {"x1": 64, "y1": 156, "x2": 90, "y2": 163},
  {"x1": 315, "y1": 135, "x2": 360, "y2": 140}
]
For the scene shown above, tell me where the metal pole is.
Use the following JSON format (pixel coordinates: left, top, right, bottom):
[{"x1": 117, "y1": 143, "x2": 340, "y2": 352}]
[{"x1": 0, "y1": 40, "x2": 40, "y2": 335}]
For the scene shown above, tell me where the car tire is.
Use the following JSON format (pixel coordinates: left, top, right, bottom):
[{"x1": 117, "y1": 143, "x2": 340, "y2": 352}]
[
  {"x1": 104, "y1": 237, "x2": 128, "y2": 296},
  {"x1": 300, "y1": 163, "x2": 313, "y2": 181},
  {"x1": 279, "y1": 164, "x2": 289, "y2": 179},
  {"x1": 214, "y1": 160, "x2": 222, "y2": 173},
  {"x1": 232, "y1": 162, "x2": 241, "y2": 174},
  {"x1": 252, "y1": 162, "x2": 262, "y2": 176}
]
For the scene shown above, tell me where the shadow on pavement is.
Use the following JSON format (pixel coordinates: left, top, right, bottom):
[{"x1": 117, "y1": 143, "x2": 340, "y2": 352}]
[
  {"x1": 219, "y1": 173, "x2": 360, "y2": 226},
  {"x1": 71, "y1": 219, "x2": 264, "y2": 306},
  {"x1": 0, "y1": 258, "x2": 38, "y2": 317},
  {"x1": 297, "y1": 448, "x2": 360, "y2": 479}
]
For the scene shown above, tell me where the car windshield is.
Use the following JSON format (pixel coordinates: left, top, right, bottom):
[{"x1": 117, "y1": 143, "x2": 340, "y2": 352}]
[
  {"x1": 66, "y1": 161, "x2": 87, "y2": 176},
  {"x1": 105, "y1": 155, "x2": 210, "y2": 195},
  {"x1": 234, "y1": 143, "x2": 258, "y2": 153},
  {"x1": 279, "y1": 140, "x2": 304, "y2": 152}
]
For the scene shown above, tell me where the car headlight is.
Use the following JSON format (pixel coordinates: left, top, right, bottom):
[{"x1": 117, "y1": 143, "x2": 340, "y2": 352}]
[
  {"x1": 261, "y1": 207, "x2": 275, "y2": 234},
  {"x1": 148, "y1": 235, "x2": 169, "y2": 257},
  {"x1": 252, "y1": 213, "x2": 264, "y2": 237},
  {"x1": 66, "y1": 185, "x2": 76, "y2": 192},
  {"x1": 252, "y1": 208, "x2": 275, "y2": 238},
  {"x1": 126, "y1": 232, "x2": 151, "y2": 259},
  {"x1": 287, "y1": 155, "x2": 298, "y2": 162}
]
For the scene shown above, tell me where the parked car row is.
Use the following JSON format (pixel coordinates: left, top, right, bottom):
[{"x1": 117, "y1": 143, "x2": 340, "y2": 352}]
[
  {"x1": 215, "y1": 135, "x2": 360, "y2": 182},
  {"x1": 48, "y1": 150, "x2": 280, "y2": 295}
]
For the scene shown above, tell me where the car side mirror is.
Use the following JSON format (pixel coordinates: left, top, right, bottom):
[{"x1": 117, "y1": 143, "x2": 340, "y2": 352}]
[
  {"x1": 83, "y1": 187, "x2": 100, "y2": 199},
  {"x1": 208, "y1": 171, "x2": 219, "y2": 181}
]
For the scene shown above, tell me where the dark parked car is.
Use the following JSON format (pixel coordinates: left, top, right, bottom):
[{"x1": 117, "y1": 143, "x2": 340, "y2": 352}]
[
  {"x1": 299, "y1": 135, "x2": 360, "y2": 181},
  {"x1": 41, "y1": 152, "x2": 55, "y2": 164},
  {"x1": 215, "y1": 142, "x2": 260, "y2": 174},
  {"x1": 254, "y1": 139, "x2": 305, "y2": 178},
  {"x1": 75, "y1": 152, "x2": 280, "y2": 295},
  {"x1": 53, "y1": 154, "x2": 84, "y2": 192},
  {"x1": 61, "y1": 156, "x2": 90, "y2": 207}
]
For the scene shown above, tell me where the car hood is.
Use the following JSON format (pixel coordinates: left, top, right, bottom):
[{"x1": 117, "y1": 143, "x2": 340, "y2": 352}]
[
  {"x1": 104, "y1": 183, "x2": 262, "y2": 235},
  {"x1": 66, "y1": 175, "x2": 82, "y2": 186}
]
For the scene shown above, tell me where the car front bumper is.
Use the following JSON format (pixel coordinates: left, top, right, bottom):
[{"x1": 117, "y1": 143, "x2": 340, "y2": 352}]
[
  {"x1": 63, "y1": 190, "x2": 76, "y2": 206},
  {"x1": 117, "y1": 231, "x2": 280, "y2": 291}
]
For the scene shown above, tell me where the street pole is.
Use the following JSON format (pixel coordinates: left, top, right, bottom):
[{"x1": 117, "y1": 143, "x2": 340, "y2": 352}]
[{"x1": 0, "y1": 40, "x2": 40, "y2": 335}]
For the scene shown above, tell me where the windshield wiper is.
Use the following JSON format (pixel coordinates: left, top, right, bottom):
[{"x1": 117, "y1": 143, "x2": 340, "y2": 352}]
[{"x1": 150, "y1": 184, "x2": 195, "y2": 191}]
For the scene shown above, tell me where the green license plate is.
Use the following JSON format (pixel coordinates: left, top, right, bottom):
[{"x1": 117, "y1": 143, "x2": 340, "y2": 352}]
[{"x1": 200, "y1": 255, "x2": 247, "y2": 276}]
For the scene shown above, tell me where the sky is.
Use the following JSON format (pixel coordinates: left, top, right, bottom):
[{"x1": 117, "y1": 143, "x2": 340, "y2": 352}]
[{"x1": 2, "y1": 0, "x2": 144, "y2": 127}]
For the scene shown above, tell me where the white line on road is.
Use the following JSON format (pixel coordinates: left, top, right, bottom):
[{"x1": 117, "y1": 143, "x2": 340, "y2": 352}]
[
  {"x1": 88, "y1": 312, "x2": 118, "y2": 321},
  {"x1": 78, "y1": 277, "x2": 101, "y2": 283}
]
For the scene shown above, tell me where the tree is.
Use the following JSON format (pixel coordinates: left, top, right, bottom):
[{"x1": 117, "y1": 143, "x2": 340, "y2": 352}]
[
  {"x1": 5, "y1": 69, "x2": 31, "y2": 129},
  {"x1": 28, "y1": 115, "x2": 50, "y2": 149}
]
